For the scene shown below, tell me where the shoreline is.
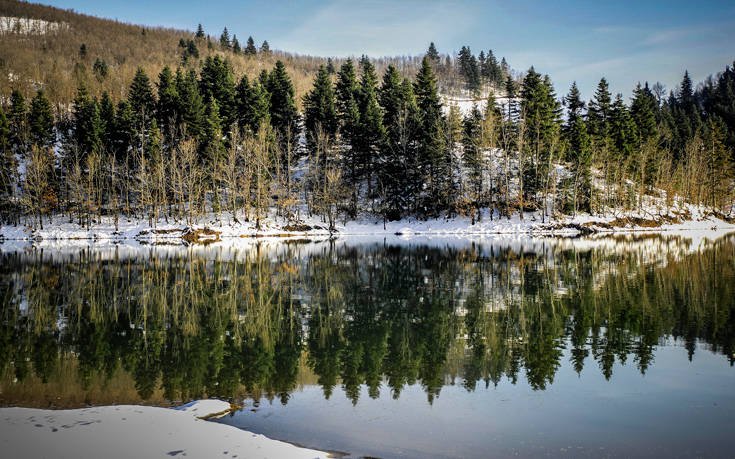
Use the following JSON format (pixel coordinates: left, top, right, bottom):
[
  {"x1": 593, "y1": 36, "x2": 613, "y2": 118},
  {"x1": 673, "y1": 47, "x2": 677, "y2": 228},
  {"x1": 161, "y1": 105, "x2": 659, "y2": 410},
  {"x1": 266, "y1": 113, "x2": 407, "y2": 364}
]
[
  {"x1": 0, "y1": 399, "x2": 330, "y2": 459},
  {"x1": 2, "y1": 209, "x2": 734, "y2": 244}
]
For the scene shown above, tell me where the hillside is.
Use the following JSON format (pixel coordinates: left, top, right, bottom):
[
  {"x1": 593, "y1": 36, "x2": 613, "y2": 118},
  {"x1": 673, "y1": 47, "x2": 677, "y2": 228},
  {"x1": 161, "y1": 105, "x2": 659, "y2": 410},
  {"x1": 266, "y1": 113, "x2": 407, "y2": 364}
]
[{"x1": 0, "y1": 0, "x2": 507, "y2": 106}]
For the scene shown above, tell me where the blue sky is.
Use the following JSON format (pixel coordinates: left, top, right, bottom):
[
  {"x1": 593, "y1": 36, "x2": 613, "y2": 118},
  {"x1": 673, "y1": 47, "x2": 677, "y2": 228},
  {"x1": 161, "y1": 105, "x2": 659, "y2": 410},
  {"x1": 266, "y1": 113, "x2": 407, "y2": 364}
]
[{"x1": 40, "y1": 0, "x2": 735, "y2": 99}]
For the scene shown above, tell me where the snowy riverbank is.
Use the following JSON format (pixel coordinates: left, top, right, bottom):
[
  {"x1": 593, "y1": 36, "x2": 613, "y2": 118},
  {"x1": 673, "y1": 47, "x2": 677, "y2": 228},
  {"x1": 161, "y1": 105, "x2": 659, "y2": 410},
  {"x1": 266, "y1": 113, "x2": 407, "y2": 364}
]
[
  {"x1": 1, "y1": 204, "x2": 734, "y2": 243},
  {"x1": 0, "y1": 400, "x2": 329, "y2": 459}
]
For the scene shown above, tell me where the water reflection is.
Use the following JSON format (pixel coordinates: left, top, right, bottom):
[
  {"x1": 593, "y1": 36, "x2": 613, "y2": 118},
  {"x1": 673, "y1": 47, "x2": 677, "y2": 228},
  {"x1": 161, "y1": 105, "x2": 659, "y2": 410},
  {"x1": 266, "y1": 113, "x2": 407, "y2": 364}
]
[{"x1": 1, "y1": 235, "x2": 734, "y2": 408}]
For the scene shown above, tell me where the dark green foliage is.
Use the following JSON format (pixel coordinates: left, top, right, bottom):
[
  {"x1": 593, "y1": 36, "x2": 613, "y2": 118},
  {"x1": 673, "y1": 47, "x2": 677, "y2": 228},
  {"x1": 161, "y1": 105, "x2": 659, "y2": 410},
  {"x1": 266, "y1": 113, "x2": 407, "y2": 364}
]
[
  {"x1": 199, "y1": 56, "x2": 237, "y2": 129},
  {"x1": 587, "y1": 77, "x2": 612, "y2": 148},
  {"x1": 563, "y1": 82, "x2": 592, "y2": 213},
  {"x1": 426, "y1": 42, "x2": 440, "y2": 64},
  {"x1": 379, "y1": 65, "x2": 418, "y2": 219},
  {"x1": 112, "y1": 100, "x2": 135, "y2": 161},
  {"x1": 303, "y1": 65, "x2": 338, "y2": 150},
  {"x1": 457, "y1": 46, "x2": 481, "y2": 93},
  {"x1": 128, "y1": 67, "x2": 156, "y2": 131},
  {"x1": 266, "y1": 61, "x2": 299, "y2": 150},
  {"x1": 244, "y1": 36, "x2": 257, "y2": 55},
  {"x1": 414, "y1": 56, "x2": 448, "y2": 216},
  {"x1": 176, "y1": 68, "x2": 206, "y2": 139},
  {"x1": 28, "y1": 90, "x2": 55, "y2": 149},
  {"x1": 236, "y1": 75, "x2": 271, "y2": 134},
  {"x1": 260, "y1": 40, "x2": 270, "y2": 55},
  {"x1": 195, "y1": 24, "x2": 205, "y2": 39},
  {"x1": 156, "y1": 66, "x2": 180, "y2": 141},
  {"x1": 610, "y1": 94, "x2": 637, "y2": 160},
  {"x1": 219, "y1": 27, "x2": 231, "y2": 49},
  {"x1": 232, "y1": 35, "x2": 241, "y2": 54},
  {"x1": 8, "y1": 90, "x2": 28, "y2": 154},
  {"x1": 71, "y1": 85, "x2": 103, "y2": 156},
  {"x1": 630, "y1": 82, "x2": 658, "y2": 144}
]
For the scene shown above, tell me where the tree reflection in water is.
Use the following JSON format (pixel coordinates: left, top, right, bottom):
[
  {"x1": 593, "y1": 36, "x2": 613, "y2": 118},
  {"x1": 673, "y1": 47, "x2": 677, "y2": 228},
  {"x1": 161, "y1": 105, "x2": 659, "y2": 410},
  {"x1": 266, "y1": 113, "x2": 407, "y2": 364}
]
[{"x1": 1, "y1": 235, "x2": 733, "y2": 408}]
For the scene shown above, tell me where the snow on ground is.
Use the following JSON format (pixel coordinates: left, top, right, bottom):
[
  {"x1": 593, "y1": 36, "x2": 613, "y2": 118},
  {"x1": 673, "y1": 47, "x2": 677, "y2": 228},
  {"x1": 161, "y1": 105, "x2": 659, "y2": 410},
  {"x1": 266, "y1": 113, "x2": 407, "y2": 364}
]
[
  {"x1": 0, "y1": 399, "x2": 329, "y2": 459},
  {"x1": 1, "y1": 201, "x2": 734, "y2": 245}
]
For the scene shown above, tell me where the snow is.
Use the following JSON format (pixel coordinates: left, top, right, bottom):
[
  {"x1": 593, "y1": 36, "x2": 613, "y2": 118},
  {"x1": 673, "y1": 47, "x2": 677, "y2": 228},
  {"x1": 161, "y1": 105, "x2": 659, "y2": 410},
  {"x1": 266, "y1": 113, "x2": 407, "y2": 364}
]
[
  {"x1": 0, "y1": 399, "x2": 328, "y2": 459},
  {"x1": 0, "y1": 16, "x2": 69, "y2": 35}
]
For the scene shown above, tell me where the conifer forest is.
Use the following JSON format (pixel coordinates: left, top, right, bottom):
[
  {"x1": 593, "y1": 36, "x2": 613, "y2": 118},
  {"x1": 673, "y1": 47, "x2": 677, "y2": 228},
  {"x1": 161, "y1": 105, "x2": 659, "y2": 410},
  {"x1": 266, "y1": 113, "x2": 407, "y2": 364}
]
[{"x1": 1, "y1": 1, "x2": 734, "y2": 233}]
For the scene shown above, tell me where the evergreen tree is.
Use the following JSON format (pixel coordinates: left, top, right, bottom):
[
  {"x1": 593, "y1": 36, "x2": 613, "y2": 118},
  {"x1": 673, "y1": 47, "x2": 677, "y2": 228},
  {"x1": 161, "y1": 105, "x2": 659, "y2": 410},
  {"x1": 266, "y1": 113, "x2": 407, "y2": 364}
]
[
  {"x1": 266, "y1": 61, "x2": 299, "y2": 150},
  {"x1": 232, "y1": 35, "x2": 241, "y2": 54},
  {"x1": 414, "y1": 56, "x2": 448, "y2": 216},
  {"x1": 8, "y1": 90, "x2": 28, "y2": 155},
  {"x1": 244, "y1": 36, "x2": 257, "y2": 55},
  {"x1": 28, "y1": 90, "x2": 55, "y2": 149},
  {"x1": 176, "y1": 68, "x2": 206, "y2": 139},
  {"x1": 563, "y1": 82, "x2": 592, "y2": 213},
  {"x1": 379, "y1": 65, "x2": 418, "y2": 219},
  {"x1": 128, "y1": 67, "x2": 156, "y2": 132},
  {"x1": 0, "y1": 105, "x2": 16, "y2": 206},
  {"x1": 219, "y1": 27, "x2": 231, "y2": 49},
  {"x1": 113, "y1": 100, "x2": 135, "y2": 161},
  {"x1": 236, "y1": 75, "x2": 270, "y2": 134},
  {"x1": 426, "y1": 42, "x2": 440, "y2": 65},
  {"x1": 202, "y1": 98, "x2": 224, "y2": 166},
  {"x1": 199, "y1": 56, "x2": 237, "y2": 129},
  {"x1": 156, "y1": 66, "x2": 180, "y2": 141},
  {"x1": 260, "y1": 40, "x2": 270, "y2": 55},
  {"x1": 463, "y1": 104, "x2": 484, "y2": 215},
  {"x1": 587, "y1": 77, "x2": 613, "y2": 148},
  {"x1": 609, "y1": 94, "x2": 637, "y2": 160},
  {"x1": 326, "y1": 58, "x2": 335, "y2": 75},
  {"x1": 72, "y1": 85, "x2": 103, "y2": 157},
  {"x1": 355, "y1": 57, "x2": 385, "y2": 202},
  {"x1": 99, "y1": 91, "x2": 116, "y2": 153},
  {"x1": 630, "y1": 83, "x2": 658, "y2": 145},
  {"x1": 303, "y1": 65, "x2": 338, "y2": 151},
  {"x1": 195, "y1": 24, "x2": 205, "y2": 39},
  {"x1": 335, "y1": 59, "x2": 361, "y2": 146}
]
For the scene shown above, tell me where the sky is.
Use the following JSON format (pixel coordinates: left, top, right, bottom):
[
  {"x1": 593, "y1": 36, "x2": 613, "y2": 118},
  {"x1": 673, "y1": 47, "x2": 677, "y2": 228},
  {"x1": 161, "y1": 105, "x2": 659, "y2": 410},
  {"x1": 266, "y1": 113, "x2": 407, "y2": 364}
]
[{"x1": 38, "y1": 0, "x2": 735, "y2": 99}]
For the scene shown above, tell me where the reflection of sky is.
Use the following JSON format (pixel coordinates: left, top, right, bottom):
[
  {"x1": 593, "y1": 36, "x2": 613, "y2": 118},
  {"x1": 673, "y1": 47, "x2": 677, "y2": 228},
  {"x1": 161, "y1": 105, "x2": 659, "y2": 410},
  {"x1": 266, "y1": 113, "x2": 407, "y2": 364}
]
[
  {"x1": 41, "y1": 0, "x2": 735, "y2": 99},
  {"x1": 219, "y1": 343, "x2": 735, "y2": 458}
]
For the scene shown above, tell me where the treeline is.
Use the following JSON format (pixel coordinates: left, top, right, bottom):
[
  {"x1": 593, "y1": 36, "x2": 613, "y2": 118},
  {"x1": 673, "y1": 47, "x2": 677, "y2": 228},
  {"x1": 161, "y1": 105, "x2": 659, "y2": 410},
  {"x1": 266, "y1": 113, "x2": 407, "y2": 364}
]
[
  {"x1": 1, "y1": 51, "x2": 734, "y2": 229},
  {"x1": 1, "y1": 238, "x2": 734, "y2": 405}
]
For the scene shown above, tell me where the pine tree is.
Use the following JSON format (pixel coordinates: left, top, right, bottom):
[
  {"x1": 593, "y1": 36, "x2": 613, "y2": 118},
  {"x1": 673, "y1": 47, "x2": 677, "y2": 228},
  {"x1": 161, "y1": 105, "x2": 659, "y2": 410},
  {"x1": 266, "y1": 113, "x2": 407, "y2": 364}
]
[
  {"x1": 563, "y1": 82, "x2": 592, "y2": 214},
  {"x1": 326, "y1": 58, "x2": 335, "y2": 75},
  {"x1": 379, "y1": 65, "x2": 417, "y2": 219},
  {"x1": 99, "y1": 91, "x2": 116, "y2": 153},
  {"x1": 426, "y1": 42, "x2": 440, "y2": 65},
  {"x1": 244, "y1": 36, "x2": 257, "y2": 55},
  {"x1": 355, "y1": 58, "x2": 385, "y2": 203},
  {"x1": 219, "y1": 27, "x2": 231, "y2": 49},
  {"x1": 156, "y1": 66, "x2": 180, "y2": 141},
  {"x1": 195, "y1": 24, "x2": 205, "y2": 39},
  {"x1": 266, "y1": 61, "x2": 299, "y2": 151},
  {"x1": 236, "y1": 75, "x2": 270, "y2": 134},
  {"x1": 128, "y1": 67, "x2": 156, "y2": 132},
  {"x1": 28, "y1": 90, "x2": 55, "y2": 149},
  {"x1": 631, "y1": 82, "x2": 658, "y2": 145},
  {"x1": 176, "y1": 68, "x2": 206, "y2": 139},
  {"x1": 609, "y1": 94, "x2": 637, "y2": 160},
  {"x1": 0, "y1": 105, "x2": 16, "y2": 206},
  {"x1": 113, "y1": 100, "x2": 135, "y2": 162},
  {"x1": 232, "y1": 35, "x2": 241, "y2": 54},
  {"x1": 304, "y1": 65, "x2": 338, "y2": 152},
  {"x1": 260, "y1": 40, "x2": 270, "y2": 55},
  {"x1": 335, "y1": 59, "x2": 360, "y2": 145},
  {"x1": 199, "y1": 56, "x2": 237, "y2": 129},
  {"x1": 72, "y1": 84, "x2": 103, "y2": 157},
  {"x1": 414, "y1": 56, "x2": 448, "y2": 216},
  {"x1": 587, "y1": 77, "x2": 613, "y2": 148},
  {"x1": 463, "y1": 104, "x2": 484, "y2": 217},
  {"x1": 8, "y1": 90, "x2": 28, "y2": 155}
]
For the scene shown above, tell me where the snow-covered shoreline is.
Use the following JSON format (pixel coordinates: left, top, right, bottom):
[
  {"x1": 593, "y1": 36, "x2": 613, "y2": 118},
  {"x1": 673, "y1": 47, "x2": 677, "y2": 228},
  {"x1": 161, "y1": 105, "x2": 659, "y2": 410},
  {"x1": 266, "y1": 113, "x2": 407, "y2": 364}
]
[
  {"x1": 1, "y1": 206, "x2": 734, "y2": 244},
  {"x1": 0, "y1": 399, "x2": 329, "y2": 459}
]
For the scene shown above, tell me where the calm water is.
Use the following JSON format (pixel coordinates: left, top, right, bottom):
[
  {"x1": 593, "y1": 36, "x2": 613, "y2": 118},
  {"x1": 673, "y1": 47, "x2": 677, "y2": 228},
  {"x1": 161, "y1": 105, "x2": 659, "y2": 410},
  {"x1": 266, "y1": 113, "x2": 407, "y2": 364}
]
[{"x1": 1, "y1": 235, "x2": 734, "y2": 458}]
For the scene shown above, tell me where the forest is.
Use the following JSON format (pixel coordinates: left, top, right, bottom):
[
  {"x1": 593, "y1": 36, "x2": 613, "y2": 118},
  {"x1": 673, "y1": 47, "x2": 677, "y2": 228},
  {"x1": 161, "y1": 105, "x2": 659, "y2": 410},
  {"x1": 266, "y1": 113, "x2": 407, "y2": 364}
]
[{"x1": 1, "y1": 0, "x2": 734, "y2": 231}]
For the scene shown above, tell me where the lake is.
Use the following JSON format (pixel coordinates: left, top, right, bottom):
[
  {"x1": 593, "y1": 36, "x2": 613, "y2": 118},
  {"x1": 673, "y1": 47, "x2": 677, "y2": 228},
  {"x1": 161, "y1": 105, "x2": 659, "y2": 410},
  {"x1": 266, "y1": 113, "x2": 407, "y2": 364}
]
[{"x1": 1, "y1": 234, "x2": 734, "y2": 458}]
